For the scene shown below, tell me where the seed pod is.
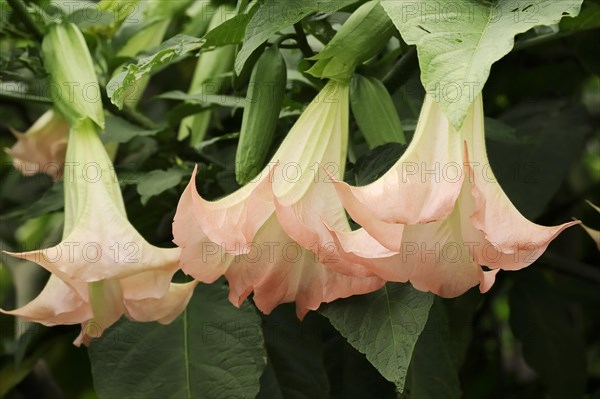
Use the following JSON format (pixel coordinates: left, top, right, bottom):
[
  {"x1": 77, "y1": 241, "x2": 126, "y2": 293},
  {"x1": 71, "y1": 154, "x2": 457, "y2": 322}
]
[
  {"x1": 235, "y1": 45, "x2": 287, "y2": 185},
  {"x1": 350, "y1": 74, "x2": 405, "y2": 148}
]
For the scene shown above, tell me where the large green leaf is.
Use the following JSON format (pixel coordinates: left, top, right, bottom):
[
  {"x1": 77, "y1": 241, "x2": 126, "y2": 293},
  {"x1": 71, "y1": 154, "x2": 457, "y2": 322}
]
[
  {"x1": 349, "y1": 143, "x2": 407, "y2": 186},
  {"x1": 88, "y1": 282, "x2": 266, "y2": 399},
  {"x1": 350, "y1": 74, "x2": 405, "y2": 148},
  {"x1": 561, "y1": 0, "x2": 600, "y2": 31},
  {"x1": 257, "y1": 305, "x2": 330, "y2": 399},
  {"x1": 509, "y1": 270, "x2": 587, "y2": 399},
  {"x1": 203, "y1": 10, "x2": 256, "y2": 48},
  {"x1": 235, "y1": 0, "x2": 359, "y2": 74},
  {"x1": 136, "y1": 168, "x2": 188, "y2": 205},
  {"x1": 322, "y1": 327, "x2": 397, "y2": 399},
  {"x1": 320, "y1": 283, "x2": 433, "y2": 392},
  {"x1": 488, "y1": 99, "x2": 591, "y2": 219},
  {"x1": 102, "y1": 114, "x2": 161, "y2": 144},
  {"x1": 381, "y1": 0, "x2": 583, "y2": 128},
  {"x1": 403, "y1": 299, "x2": 461, "y2": 399}
]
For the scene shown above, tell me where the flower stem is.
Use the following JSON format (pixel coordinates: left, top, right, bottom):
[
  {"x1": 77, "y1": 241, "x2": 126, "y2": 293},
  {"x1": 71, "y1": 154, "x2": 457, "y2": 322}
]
[
  {"x1": 294, "y1": 22, "x2": 314, "y2": 58},
  {"x1": 382, "y1": 47, "x2": 418, "y2": 94},
  {"x1": 6, "y1": 0, "x2": 43, "y2": 42},
  {"x1": 100, "y1": 87, "x2": 160, "y2": 130}
]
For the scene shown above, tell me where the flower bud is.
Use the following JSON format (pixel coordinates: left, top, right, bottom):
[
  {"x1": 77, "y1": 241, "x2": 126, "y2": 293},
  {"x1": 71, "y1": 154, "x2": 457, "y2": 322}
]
[{"x1": 42, "y1": 23, "x2": 104, "y2": 128}]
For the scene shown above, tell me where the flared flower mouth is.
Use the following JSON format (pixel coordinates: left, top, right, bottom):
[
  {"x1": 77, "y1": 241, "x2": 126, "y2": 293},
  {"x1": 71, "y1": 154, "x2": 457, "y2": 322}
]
[
  {"x1": 173, "y1": 81, "x2": 384, "y2": 317},
  {"x1": 2, "y1": 118, "x2": 197, "y2": 345},
  {"x1": 321, "y1": 95, "x2": 579, "y2": 297},
  {"x1": 5, "y1": 109, "x2": 69, "y2": 180}
]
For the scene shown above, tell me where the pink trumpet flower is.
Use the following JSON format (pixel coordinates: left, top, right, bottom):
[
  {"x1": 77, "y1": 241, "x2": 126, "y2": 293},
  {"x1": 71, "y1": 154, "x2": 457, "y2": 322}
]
[
  {"x1": 326, "y1": 95, "x2": 580, "y2": 297},
  {"x1": 1, "y1": 119, "x2": 196, "y2": 346},
  {"x1": 5, "y1": 109, "x2": 69, "y2": 180},
  {"x1": 173, "y1": 81, "x2": 384, "y2": 318}
]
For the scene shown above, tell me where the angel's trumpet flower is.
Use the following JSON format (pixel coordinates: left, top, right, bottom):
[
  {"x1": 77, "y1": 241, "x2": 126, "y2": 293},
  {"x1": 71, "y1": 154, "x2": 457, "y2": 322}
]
[
  {"x1": 173, "y1": 81, "x2": 383, "y2": 318},
  {"x1": 1, "y1": 119, "x2": 196, "y2": 345},
  {"x1": 5, "y1": 109, "x2": 68, "y2": 180},
  {"x1": 326, "y1": 95, "x2": 579, "y2": 297}
]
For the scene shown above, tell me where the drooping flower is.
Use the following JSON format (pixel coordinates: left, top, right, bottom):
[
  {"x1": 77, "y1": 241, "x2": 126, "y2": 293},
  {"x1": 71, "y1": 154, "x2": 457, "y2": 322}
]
[
  {"x1": 173, "y1": 81, "x2": 383, "y2": 318},
  {"x1": 5, "y1": 109, "x2": 69, "y2": 180},
  {"x1": 1, "y1": 118, "x2": 196, "y2": 345},
  {"x1": 324, "y1": 95, "x2": 580, "y2": 297}
]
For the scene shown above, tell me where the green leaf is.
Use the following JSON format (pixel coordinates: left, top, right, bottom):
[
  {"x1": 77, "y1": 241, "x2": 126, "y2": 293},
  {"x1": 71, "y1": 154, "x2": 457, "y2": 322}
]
[
  {"x1": 322, "y1": 326, "x2": 397, "y2": 399},
  {"x1": 203, "y1": 11, "x2": 255, "y2": 48},
  {"x1": 89, "y1": 282, "x2": 266, "y2": 399},
  {"x1": 320, "y1": 283, "x2": 434, "y2": 392},
  {"x1": 256, "y1": 364, "x2": 284, "y2": 399},
  {"x1": 136, "y1": 168, "x2": 187, "y2": 205},
  {"x1": 259, "y1": 305, "x2": 330, "y2": 399},
  {"x1": 350, "y1": 74, "x2": 405, "y2": 148},
  {"x1": 381, "y1": 0, "x2": 583, "y2": 128},
  {"x1": 442, "y1": 290, "x2": 483, "y2": 366},
  {"x1": 68, "y1": 8, "x2": 116, "y2": 31},
  {"x1": 404, "y1": 299, "x2": 461, "y2": 399},
  {"x1": 102, "y1": 114, "x2": 161, "y2": 144},
  {"x1": 350, "y1": 143, "x2": 406, "y2": 186},
  {"x1": 487, "y1": 99, "x2": 591, "y2": 219},
  {"x1": 484, "y1": 117, "x2": 521, "y2": 144},
  {"x1": 2, "y1": 181, "x2": 64, "y2": 220},
  {"x1": 235, "y1": 0, "x2": 359, "y2": 74},
  {"x1": 560, "y1": 0, "x2": 600, "y2": 31},
  {"x1": 157, "y1": 90, "x2": 248, "y2": 108},
  {"x1": 107, "y1": 35, "x2": 204, "y2": 109},
  {"x1": 509, "y1": 270, "x2": 587, "y2": 399}
]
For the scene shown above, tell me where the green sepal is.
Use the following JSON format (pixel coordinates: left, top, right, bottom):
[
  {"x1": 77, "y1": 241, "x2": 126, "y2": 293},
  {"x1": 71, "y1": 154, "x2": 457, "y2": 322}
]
[
  {"x1": 350, "y1": 74, "x2": 405, "y2": 148},
  {"x1": 306, "y1": 1, "x2": 395, "y2": 82}
]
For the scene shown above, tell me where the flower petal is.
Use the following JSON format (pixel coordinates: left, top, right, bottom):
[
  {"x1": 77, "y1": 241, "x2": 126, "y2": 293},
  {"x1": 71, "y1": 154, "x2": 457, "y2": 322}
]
[
  {"x1": 0, "y1": 274, "x2": 91, "y2": 325},
  {"x1": 464, "y1": 96, "x2": 580, "y2": 270},
  {"x1": 225, "y1": 216, "x2": 384, "y2": 318},
  {"x1": 6, "y1": 222, "x2": 181, "y2": 283},
  {"x1": 119, "y1": 263, "x2": 180, "y2": 301},
  {"x1": 124, "y1": 281, "x2": 198, "y2": 324},
  {"x1": 329, "y1": 95, "x2": 464, "y2": 250},
  {"x1": 173, "y1": 169, "x2": 235, "y2": 282},
  {"x1": 180, "y1": 165, "x2": 274, "y2": 253},
  {"x1": 399, "y1": 213, "x2": 483, "y2": 297},
  {"x1": 5, "y1": 109, "x2": 68, "y2": 180},
  {"x1": 324, "y1": 226, "x2": 405, "y2": 280},
  {"x1": 274, "y1": 169, "x2": 376, "y2": 278}
]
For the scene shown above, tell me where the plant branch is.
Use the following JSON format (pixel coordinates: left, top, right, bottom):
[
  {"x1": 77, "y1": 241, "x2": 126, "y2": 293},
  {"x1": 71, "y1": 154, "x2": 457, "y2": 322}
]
[
  {"x1": 100, "y1": 89, "x2": 160, "y2": 130},
  {"x1": 294, "y1": 22, "x2": 314, "y2": 59},
  {"x1": 382, "y1": 47, "x2": 418, "y2": 94},
  {"x1": 7, "y1": 0, "x2": 43, "y2": 42}
]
